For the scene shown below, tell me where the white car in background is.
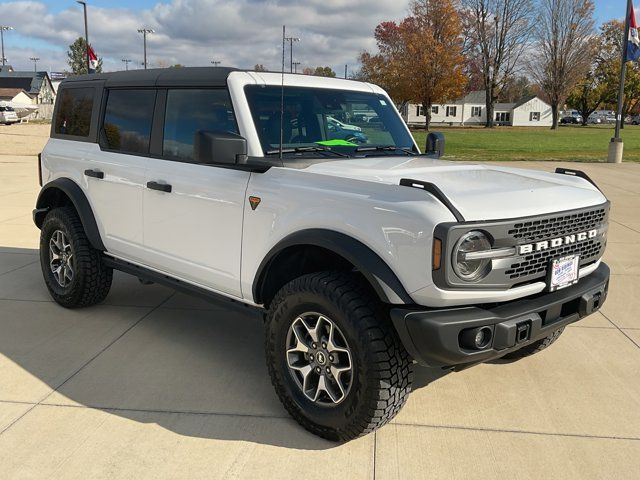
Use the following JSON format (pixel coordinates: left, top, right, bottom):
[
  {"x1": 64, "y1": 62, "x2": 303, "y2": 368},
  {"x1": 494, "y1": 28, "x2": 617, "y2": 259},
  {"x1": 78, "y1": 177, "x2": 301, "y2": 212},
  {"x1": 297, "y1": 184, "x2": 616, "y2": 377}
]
[{"x1": 0, "y1": 103, "x2": 19, "y2": 125}]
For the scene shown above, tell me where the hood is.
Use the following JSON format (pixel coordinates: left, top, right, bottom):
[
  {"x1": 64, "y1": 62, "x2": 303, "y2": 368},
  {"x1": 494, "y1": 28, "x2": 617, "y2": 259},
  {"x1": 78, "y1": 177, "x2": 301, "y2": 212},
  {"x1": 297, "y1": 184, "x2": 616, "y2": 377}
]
[{"x1": 303, "y1": 156, "x2": 607, "y2": 221}]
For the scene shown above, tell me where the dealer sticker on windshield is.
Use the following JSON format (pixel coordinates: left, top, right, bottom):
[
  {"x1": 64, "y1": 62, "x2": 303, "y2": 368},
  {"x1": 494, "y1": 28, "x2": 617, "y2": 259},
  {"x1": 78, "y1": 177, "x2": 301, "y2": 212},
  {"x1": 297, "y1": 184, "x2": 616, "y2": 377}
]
[{"x1": 549, "y1": 255, "x2": 580, "y2": 291}]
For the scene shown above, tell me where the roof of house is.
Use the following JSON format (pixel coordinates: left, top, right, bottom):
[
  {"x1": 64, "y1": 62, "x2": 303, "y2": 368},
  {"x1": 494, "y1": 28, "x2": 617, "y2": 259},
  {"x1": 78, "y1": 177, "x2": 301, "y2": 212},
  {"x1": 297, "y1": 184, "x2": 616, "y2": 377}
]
[
  {"x1": 0, "y1": 88, "x2": 35, "y2": 99},
  {"x1": 0, "y1": 71, "x2": 53, "y2": 95},
  {"x1": 459, "y1": 90, "x2": 487, "y2": 104}
]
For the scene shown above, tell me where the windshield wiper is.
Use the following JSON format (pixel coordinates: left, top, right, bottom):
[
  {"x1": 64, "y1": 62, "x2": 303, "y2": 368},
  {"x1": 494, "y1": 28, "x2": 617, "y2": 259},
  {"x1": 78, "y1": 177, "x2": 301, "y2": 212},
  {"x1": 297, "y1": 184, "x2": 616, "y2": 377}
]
[
  {"x1": 265, "y1": 146, "x2": 349, "y2": 158},
  {"x1": 354, "y1": 145, "x2": 416, "y2": 156}
]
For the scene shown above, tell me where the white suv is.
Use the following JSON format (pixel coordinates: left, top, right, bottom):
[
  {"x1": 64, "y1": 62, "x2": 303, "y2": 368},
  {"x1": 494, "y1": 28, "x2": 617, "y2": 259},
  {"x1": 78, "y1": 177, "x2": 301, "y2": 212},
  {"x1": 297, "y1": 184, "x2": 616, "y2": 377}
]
[{"x1": 34, "y1": 67, "x2": 610, "y2": 441}]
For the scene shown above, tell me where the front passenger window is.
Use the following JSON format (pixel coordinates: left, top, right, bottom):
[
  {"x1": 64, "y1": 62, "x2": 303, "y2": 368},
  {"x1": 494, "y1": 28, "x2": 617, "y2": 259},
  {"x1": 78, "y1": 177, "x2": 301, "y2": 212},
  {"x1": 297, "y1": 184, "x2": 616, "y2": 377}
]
[{"x1": 163, "y1": 89, "x2": 238, "y2": 162}]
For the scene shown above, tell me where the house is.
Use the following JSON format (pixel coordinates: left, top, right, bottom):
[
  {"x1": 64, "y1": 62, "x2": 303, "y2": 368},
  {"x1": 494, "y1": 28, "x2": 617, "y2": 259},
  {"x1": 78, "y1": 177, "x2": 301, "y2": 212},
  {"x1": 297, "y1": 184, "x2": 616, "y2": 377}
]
[
  {"x1": 0, "y1": 67, "x2": 56, "y2": 105},
  {"x1": 0, "y1": 88, "x2": 37, "y2": 104},
  {"x1": 404, "y1": 90, "x2": 553, "y2": 127}
]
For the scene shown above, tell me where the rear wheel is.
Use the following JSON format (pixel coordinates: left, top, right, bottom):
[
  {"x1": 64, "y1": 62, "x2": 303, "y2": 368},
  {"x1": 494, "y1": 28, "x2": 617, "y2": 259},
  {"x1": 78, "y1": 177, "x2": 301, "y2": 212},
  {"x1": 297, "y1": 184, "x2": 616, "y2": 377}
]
[
  {"x1": 265, "y1": 271, "x2": 413, "y2": 441},
  {"x1": 39, "y1": 206, "x2": 113, "y2": 308},
  {"x1": 502, "y1": 328, "x2": 565, "y2": 360}
]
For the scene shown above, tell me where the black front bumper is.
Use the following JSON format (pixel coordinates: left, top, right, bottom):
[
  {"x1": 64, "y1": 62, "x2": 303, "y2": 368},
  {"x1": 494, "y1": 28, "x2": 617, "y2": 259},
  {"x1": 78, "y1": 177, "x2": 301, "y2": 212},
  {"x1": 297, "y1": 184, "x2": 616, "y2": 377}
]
[{"x1": 391, "y1": 263, "x2": 610, "y2": 368}]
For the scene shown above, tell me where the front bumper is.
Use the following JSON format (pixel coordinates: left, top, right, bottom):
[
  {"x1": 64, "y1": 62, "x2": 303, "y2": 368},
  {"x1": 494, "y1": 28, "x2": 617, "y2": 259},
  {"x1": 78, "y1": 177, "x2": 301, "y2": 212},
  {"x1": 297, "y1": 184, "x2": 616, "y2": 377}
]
[{"x1": 391, "y1": 263, "x2": 610, "y2": 368}]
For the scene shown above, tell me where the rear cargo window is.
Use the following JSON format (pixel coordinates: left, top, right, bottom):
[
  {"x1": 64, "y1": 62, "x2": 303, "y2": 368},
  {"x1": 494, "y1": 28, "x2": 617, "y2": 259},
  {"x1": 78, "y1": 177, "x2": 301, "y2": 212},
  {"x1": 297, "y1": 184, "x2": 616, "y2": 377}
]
[
  {"x1": 102, "y1": 89, "x2": 156, "y2": 154},
  {"x1": 54, "y1": 87, "x2": 94, "y2": 137}
]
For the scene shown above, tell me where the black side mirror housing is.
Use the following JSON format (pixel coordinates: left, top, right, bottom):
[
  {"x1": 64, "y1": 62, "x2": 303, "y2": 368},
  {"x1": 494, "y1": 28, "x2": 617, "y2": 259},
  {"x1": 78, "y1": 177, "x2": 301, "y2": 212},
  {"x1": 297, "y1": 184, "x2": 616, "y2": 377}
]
[
  {"x1": 194, "y1": 131, "x2": 248, "y2": 165},
  {"x1": 426, "y1": 132, "x2": 445, "y2": 158}
]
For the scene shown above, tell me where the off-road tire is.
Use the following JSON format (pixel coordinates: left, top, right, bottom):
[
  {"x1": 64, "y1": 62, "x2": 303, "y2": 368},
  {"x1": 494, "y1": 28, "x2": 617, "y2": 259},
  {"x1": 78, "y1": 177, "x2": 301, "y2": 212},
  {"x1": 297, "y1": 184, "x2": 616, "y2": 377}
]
[
  {"x1": 502, "y1": 327, "x2": 565, "y2": 360},
  {"x1": 265, "y1": 271, "x2": 413, "y2": 441},
  {"x1": 40, "y1": 206, "x2": 113, "y2": 308}
]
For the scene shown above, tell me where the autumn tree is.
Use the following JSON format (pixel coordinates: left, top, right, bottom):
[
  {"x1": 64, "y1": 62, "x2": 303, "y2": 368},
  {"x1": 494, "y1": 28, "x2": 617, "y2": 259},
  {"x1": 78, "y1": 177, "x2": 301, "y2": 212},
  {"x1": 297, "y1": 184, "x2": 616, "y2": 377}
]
[
  {"x1": 567, "y1": 71, "x2": 608, "y2": 126},
  {"x1": 307, "y1": 66, "x2": 336, "y2": 77},
  {"x1": 461, "y1": 0, "x2": 534, "y2": 127},
  {"x1": 528, "y1": 0, "x2": 595, "y2": 130},
  {"x1": 67, "y1": 37, "x2": 103, "y2": 75},
  {"x1": 360, "y1": 0, "x2": 467, "y2": 130},
  {"x1": 254, "y1": 64, "x2": 267, "y2": 71}
]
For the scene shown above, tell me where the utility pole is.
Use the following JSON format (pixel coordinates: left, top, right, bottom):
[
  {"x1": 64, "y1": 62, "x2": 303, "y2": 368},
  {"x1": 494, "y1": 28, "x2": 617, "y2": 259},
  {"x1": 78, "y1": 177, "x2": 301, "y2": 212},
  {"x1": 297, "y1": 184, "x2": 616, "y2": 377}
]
[
  {"x1": 137, "y1": 28, "x2": 155, "y2": 70},
  {"x1": 284, "y1": 35, "x2": 299, "y2": 73},
  {"x1": 610, "y1": 0, "x2": 632, "y2": 163},
  {"x1": 30, "y1": 57, "x2": 40, "y2": 72},
  {"x1": 0, "y1": 26, "x2": 14, "y2": 67},
  {"x1": 122, "y1": 58, "x2": 131, "y2": 71},
  {"x1": 211, "y1": 60, "x2": 221, "y2": 66},
  {"x1": 344, "y1": 64, "x2": 348, "y2": 79},
  {"x1": 292, "y1": 61, "x2": 301, "y2": 73},
  {"x1": 76, "y1": 1, "x2": 89, "y2": 73}
]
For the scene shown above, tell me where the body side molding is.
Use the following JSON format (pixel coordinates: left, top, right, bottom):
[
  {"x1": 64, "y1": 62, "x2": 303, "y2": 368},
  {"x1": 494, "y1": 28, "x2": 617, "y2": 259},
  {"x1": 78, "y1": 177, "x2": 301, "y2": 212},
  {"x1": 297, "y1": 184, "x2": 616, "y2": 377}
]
[
  {"x1": 33, "y1": 177, "x2": 106, "y2": 251},
  {"x1": 253, "y1": 229, "x2": 414, "y2": 305}
]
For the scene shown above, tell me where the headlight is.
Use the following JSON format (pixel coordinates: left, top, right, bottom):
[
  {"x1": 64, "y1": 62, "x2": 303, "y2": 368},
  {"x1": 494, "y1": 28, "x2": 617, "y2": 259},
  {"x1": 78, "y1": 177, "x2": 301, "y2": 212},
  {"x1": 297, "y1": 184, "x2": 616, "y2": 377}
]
[{"x1": 453, "y1": 231, "x2": 492, "y2": 281}]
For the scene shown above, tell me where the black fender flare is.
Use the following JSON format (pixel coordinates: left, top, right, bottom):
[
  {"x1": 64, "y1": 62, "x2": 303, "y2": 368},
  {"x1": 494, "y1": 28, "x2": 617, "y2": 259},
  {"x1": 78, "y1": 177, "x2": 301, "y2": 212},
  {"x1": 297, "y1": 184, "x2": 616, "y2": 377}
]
[
  {"x1": 33, "y1": 178, "x2": 106, "y2": 251},
  {"x1": 252, "y1": 229, "x2": 413, "y2": 305}
]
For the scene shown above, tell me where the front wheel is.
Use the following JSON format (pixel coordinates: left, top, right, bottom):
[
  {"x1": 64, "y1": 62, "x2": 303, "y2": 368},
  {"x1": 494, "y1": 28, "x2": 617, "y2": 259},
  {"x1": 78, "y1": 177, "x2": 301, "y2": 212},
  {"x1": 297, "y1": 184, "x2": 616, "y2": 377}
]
[{"x1": 265, "y1": 272, "x2": 413, "y2": 441}]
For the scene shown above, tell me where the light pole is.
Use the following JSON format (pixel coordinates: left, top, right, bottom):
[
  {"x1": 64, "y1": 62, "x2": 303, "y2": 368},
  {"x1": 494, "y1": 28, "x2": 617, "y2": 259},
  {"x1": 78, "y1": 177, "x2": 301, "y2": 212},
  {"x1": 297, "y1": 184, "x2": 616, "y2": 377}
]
[
  {"x1": 344, "y1": 64, "x2": 348, "y2": 79},
  {"x1": 284, "y1": 36, "x2": 299, "y2": 73},
  {"x1": 122, "y1": 58, "x2": 131, "y2": 71},
  {"x1": 76, "y1": 1, "x2": 89, "y2": 73},
  {"x1": 30, "y1": 57, "x2": 40, "y2": 72},
  {"x1": 211, "y1": 60, "x2": 221, "y2": 66},
  {"x1": 137, "y1": 28, "x2": 155, "y2": 70},
  {"x1": 0, "y1": 26, "x2": 14, "y2": 67},
  {"x1": 292, "y1": 61, "x2": 301, "y2": 74}
]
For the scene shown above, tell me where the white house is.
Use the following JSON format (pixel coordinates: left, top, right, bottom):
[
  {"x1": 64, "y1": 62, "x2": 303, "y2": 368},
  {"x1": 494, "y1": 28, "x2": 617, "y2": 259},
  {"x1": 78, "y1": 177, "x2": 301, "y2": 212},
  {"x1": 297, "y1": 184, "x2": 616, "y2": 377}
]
[{"x1": 404, "y1": 90, "x2": 553, "y2": 127}]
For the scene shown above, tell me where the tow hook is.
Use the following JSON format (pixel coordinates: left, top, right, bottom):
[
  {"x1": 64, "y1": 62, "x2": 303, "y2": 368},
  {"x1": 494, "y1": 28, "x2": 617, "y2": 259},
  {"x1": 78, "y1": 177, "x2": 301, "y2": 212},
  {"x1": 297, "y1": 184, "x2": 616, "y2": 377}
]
[
  {"x1": 579, "y1": 285, "x2": 608, "y2": 317},
  {"x1": 515, "y1": 321, "x2": 531, "y2": 344}
]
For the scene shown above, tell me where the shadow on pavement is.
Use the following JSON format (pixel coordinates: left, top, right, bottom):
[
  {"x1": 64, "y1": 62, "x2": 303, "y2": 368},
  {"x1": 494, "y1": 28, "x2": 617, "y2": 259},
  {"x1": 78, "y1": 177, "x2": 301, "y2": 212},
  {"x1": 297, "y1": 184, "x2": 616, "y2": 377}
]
[{"x1": 0, "y1": 246, "x2": 452, "y2": 449}]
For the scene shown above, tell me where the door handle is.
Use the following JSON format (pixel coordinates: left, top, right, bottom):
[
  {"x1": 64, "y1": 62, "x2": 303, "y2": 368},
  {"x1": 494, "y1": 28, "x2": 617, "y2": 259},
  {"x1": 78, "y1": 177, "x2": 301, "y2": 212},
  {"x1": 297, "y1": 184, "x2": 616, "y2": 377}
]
[
  {"x1": 84, "y1": 169, "x2": 104, "y2": 179},
  {"x1": 147, "y1": 181, "x2": 172, "y2": 193}
]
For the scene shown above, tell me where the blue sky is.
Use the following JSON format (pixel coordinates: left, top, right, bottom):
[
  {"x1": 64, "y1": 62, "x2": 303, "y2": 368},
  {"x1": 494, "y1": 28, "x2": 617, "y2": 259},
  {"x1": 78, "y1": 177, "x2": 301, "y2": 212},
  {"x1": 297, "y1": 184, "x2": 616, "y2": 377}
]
[{"x1": 0, "y1": 0, "x2": 632, "y2": 73}]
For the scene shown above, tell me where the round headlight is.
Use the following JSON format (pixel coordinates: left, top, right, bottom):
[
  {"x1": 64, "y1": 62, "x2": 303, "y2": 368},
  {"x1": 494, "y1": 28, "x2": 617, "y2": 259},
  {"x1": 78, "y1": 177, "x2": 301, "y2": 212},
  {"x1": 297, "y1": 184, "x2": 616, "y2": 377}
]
[{"x1": 453, "y1": 231, "x2": 492, "y2": 281}]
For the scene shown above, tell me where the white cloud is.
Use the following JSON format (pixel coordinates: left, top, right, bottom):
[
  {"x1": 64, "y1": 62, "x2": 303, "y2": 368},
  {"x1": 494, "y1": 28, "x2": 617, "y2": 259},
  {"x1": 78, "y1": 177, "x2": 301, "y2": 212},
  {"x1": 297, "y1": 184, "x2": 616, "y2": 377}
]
[{"x1": 0, "y1": 0, "x2": 408, "y2": 73}]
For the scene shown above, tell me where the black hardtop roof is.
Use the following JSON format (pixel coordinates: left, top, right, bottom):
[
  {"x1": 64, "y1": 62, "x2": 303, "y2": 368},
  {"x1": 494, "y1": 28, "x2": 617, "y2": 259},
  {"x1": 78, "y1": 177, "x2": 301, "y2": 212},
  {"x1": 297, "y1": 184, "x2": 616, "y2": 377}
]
[{"x1": 61, "y1": 66, "x2": 240, "y2": 88}]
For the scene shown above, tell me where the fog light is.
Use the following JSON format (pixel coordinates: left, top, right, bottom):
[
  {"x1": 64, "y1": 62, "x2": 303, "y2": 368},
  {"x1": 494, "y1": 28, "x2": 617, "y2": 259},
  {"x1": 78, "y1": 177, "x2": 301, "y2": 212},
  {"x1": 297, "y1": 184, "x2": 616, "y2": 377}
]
[{"x1": 460, "y1": 326, "x2": 493, "y2": 350}]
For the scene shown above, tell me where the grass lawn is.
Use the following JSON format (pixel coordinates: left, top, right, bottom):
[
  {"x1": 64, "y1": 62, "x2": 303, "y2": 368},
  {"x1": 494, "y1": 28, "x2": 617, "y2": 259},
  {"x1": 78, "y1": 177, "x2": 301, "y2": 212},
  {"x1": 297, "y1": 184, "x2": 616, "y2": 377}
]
[{"x1": 411, "y1": 125, "x2": 640, "y2": 162}]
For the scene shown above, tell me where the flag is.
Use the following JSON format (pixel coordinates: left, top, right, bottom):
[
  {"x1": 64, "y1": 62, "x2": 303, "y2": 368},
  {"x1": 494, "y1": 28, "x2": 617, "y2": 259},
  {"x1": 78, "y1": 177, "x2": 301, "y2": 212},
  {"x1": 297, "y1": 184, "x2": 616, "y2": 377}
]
[
  {"x1": 88, "y1": 45, "x2": 98, "y2": 73},
  {"x1": 627, "y1": 2, "x2": 640, "y2": 62}
]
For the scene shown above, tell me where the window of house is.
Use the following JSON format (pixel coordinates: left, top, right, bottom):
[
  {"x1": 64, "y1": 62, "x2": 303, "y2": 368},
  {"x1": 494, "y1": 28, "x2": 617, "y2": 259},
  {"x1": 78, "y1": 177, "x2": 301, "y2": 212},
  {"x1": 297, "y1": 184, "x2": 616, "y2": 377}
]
[
  {"x1": 530, "y1": 111, "x2": 541, "y2": 121},
  {"x1": 102, "y1": 89, "x2": 156, "y2": 154},
  {"x1": 163, "y1": 89, "x2": 238, "y2": 161},
  {"x1": 471, "y1": 106, "x2": 482, "y2": 117},
  {"x1": 431, "y1": 106, "x2": 439, "y2": 115},
  {"x1": 446, "y1": 106, "x2": 457, "y2": 117},
  {"x1": 495, "y1": 112, "x2": 511, "y2": 123},
  {"x1": 54, "y1": 87, "x2": 94, "y2": 137}
]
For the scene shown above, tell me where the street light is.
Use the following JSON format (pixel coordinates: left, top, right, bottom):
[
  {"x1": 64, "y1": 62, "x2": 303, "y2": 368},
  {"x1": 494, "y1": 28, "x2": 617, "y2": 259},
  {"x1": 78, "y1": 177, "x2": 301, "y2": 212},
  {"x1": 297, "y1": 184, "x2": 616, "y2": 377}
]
[
  {"x1": 137, "y1": 28, "x2": 155, "y2": 70},
  {"x1": 76, "y1": 1, "x2": 89, "y2": 73},
  {"x1": 284, "y1": 36, "x2": 300, "y2": 73},
  {"x1": 0, "y1": 26, "x2": 14, "y2": 67},
  {"x1": 292, "y1": 61, "x2": 301, "y2": 74},
  {"x1": 29, "y1": 57, "x2": 40, "y2": 72},
  {"x1": 122, "y1": 58, "x2": 132, "y2": 71},
  {"x1": 211, "y1": 60, "x2": 221, "y2": 66}
]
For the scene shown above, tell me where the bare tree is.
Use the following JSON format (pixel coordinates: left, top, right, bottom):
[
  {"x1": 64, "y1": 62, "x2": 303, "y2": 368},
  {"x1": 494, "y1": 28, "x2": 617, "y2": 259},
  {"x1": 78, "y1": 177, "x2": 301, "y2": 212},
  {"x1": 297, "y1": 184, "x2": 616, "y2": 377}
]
[
  {"x1": 461, "y1": 0, "x2": 534, "y2": 127},
  {"x1": 528, "y1": 0, "x2": 595, "y2": 129}
]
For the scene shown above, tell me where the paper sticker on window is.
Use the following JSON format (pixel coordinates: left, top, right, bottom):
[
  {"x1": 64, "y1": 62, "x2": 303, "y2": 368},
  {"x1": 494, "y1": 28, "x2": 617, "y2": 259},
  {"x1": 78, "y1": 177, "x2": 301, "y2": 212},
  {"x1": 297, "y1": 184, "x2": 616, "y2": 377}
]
[{"x1": 380, "y1": 100, "x2": 387, "y2": 106}]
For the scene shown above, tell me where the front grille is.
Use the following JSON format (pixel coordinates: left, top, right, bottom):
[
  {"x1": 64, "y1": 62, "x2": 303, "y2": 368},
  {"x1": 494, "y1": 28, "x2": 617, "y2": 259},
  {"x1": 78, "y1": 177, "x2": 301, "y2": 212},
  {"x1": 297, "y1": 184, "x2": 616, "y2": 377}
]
[
  {"x1": 507, "y1": 208, "x2": 607, "y2": 243},
  {"x1": 504, "y1": 206, "x2": 608, "y2": 282}
]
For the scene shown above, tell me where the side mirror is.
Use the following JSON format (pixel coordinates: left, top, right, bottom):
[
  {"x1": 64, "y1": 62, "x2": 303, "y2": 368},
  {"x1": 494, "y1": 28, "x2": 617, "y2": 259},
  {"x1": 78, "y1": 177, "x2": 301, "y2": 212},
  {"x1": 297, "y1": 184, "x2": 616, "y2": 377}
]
[
  {"x1": 426, "y1": 132, "x2": 445, "y2": 158},
  {"x1": 194, "y1": 131, "x2": 248, "y2": 165}
]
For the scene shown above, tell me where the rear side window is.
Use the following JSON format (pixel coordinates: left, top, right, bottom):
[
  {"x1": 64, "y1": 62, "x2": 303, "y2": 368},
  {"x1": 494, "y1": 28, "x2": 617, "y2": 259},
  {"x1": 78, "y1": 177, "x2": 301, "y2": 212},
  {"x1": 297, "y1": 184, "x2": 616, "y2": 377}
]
[
  {"x1": 55, "y1": 87, "x2": 94, "y2": 137},
  {"x1": 163, "y1": 89, "x2": 238, "y2": 161},
  {"x1": 102, "y1": 89, "x2": 156, "y2": 154}
]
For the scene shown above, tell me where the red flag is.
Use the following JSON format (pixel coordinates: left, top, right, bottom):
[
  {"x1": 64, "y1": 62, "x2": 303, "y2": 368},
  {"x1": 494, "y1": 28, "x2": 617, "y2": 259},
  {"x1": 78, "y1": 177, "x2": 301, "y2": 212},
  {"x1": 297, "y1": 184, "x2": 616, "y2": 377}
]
[{"x1": 88, "y1": 45, "x2": 98, "y2": 73}]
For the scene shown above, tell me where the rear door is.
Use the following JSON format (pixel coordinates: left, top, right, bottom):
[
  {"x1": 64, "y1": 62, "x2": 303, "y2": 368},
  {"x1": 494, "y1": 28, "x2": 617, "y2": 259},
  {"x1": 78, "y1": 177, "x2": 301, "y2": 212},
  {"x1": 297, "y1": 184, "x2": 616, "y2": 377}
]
[{"x1": 139, "y1": 88, "x2": 250, "y2": 297}]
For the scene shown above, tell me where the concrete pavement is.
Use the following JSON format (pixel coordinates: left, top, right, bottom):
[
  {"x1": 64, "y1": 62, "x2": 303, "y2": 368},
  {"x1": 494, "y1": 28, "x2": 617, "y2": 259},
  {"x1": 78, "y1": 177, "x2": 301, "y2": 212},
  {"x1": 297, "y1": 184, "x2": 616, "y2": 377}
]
[{"x1": 0, "y1": 124, "x2": 639, "y2": 479}]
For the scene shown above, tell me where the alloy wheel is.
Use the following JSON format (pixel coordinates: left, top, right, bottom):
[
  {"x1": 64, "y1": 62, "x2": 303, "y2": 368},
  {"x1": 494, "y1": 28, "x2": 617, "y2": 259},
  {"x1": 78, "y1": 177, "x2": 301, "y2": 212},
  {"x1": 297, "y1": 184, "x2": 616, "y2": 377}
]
[{"x1": 49, "y1": 229, "x2": 74, "y2": 287}]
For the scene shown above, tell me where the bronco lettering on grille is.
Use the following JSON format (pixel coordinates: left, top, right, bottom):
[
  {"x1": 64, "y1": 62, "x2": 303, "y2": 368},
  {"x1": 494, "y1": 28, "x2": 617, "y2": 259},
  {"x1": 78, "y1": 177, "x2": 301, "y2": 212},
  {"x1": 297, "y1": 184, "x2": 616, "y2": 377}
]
[{"x1": 517, "y1": 229, "x2": 598, "y2": 255}]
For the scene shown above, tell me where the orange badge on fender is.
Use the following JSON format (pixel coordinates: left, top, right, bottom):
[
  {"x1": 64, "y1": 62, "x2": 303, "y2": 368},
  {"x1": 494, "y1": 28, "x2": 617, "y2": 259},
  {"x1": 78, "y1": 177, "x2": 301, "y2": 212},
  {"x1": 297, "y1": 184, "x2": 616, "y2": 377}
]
[{"x1": 249, "y1": 196, "x2": 261, "y2": 210}]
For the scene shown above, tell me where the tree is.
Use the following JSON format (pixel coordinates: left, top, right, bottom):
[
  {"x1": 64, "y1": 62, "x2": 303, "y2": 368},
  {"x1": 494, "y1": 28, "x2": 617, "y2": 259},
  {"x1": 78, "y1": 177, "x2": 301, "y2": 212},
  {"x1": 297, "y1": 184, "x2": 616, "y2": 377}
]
[
  {"x1": 567, "y1": 70, "x2": 608, "y2": 125},
  {"x1": 461, "y1": 0, "x2": 534, "y2": 127},
  {"x1": 66, "y1": 37, "x2": 103, "y2": 75},
  {"x1": 360, "y1": 0, "x2": 467, "y2": 130},
  {"x1": 528, "y1": 0, "x2": 595, "y2": 130},
  {"x1": 311, "y1": 66, "x2": 336, "y2": 77},
  {"x1": 254, "y1": 64, "x2": 267, "y2": 71},
  {"x1": 499, "y1": 76, "x2": 533, "y2": 103}
]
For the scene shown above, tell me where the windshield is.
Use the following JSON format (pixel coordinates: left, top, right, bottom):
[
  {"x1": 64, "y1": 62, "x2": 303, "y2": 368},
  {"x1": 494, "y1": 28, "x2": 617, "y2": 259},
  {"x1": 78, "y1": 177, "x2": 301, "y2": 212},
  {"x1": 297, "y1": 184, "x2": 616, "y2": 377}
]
[{"x1": 244, "y1": 86, "x2": 416, "y2": 157}]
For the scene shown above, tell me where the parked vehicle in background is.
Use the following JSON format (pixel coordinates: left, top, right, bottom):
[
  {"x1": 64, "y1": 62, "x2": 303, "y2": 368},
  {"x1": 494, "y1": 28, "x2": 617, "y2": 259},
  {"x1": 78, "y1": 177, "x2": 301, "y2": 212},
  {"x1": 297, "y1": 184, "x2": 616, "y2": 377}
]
[
  {"x1": 326, "y1": 116, "x2": 368, "y2": 143},
  {"x1": 34, "y1": 67, "x2": 611, "y2": 442},
  {"x1": 588, "y1": 113, "x2": 603, "y2": 125},
  {"x1": 630, "y1": 114, "x2": 640, "y2": 125},
  {"x1": 0, "y1": 103, "x2": 19, "y2": 125},
  {"x1": 560, "y1": 115, "x2": 580, "y2": 125}
]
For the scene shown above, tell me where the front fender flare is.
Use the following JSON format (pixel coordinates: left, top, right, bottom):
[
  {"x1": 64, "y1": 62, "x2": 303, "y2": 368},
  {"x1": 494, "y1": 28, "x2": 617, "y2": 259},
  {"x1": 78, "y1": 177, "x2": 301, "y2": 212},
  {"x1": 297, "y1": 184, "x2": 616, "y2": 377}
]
[
  {"x1": 253, "y1": 229, "x2": 413, "y2": 305},
  {"x1": 34, "y1": 178, "x2": 106, "y2": 251}
]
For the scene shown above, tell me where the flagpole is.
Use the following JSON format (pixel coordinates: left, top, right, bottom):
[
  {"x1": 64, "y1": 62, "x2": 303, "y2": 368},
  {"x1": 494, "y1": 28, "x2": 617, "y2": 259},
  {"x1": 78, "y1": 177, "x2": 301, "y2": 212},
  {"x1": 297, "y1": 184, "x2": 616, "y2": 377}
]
[
  {"x1": 615, "y1": 0, "x2": 633, "y2": 141},
  {"x1": 77, "y1": 1, "x2": 89, "y2": 74}
]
